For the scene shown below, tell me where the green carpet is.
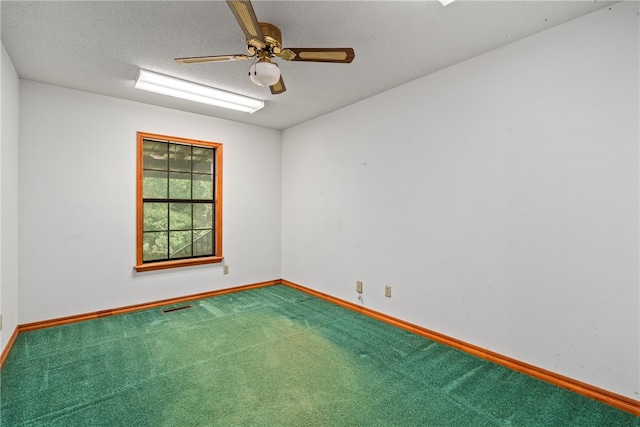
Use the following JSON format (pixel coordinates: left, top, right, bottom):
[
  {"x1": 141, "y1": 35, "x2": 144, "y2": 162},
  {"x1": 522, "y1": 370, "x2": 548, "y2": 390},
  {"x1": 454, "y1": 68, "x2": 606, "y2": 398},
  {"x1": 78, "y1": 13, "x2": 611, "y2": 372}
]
[{"x1": 1, "y1": 285, "x2": 638, "y2": 426}]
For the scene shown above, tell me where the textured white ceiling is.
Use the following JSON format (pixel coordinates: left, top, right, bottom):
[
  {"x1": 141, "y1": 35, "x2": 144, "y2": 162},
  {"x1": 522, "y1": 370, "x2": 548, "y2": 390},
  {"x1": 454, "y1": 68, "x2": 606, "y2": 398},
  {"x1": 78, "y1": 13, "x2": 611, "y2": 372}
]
[{"x1": 1, "y1": 1, "x2": 614, "y2": 130}]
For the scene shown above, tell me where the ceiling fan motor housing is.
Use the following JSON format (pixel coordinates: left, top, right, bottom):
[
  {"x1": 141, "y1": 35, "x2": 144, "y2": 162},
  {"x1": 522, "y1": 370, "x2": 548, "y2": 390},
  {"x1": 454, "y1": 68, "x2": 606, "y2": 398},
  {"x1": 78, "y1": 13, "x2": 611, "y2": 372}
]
[{"x1": 247, "y1": 22, "x2": 282, "y2": 55}]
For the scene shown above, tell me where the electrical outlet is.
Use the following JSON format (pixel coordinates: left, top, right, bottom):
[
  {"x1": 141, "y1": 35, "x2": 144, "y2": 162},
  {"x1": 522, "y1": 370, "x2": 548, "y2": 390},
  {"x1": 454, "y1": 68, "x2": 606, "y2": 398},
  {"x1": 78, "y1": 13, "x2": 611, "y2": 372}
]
[
  {"x1": 356, "y1": 281, "x2": 363, "y2": 293},
  {"x1": 385, "y1": 285, "x2": 392, "y2": 298},
  {"x1": 223, "y1": 265, "x2": 229, "y2": 274}
]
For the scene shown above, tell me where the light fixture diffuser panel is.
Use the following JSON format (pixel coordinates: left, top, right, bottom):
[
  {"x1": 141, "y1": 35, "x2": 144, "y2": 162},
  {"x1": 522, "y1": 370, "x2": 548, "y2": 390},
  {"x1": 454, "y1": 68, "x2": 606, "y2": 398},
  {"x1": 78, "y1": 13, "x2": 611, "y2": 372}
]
[{"x1": 134, "y1": 69, "x2": 264, "y2": 114}]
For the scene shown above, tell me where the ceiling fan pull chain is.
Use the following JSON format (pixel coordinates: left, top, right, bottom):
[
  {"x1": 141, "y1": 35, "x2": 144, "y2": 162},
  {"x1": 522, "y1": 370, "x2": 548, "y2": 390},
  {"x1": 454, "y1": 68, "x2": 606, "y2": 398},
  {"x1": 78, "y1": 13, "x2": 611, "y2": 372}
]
[{"x1": 249, "y1": 56, "x2": 258, "y2": 77}]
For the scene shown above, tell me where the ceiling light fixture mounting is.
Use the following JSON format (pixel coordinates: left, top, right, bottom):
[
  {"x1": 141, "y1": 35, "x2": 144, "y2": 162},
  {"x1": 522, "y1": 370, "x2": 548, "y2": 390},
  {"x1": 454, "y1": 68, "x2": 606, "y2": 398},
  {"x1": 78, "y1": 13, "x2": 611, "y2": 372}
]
[{"x1": 134, "y1": 69, "x2": 264, "y2": 114}]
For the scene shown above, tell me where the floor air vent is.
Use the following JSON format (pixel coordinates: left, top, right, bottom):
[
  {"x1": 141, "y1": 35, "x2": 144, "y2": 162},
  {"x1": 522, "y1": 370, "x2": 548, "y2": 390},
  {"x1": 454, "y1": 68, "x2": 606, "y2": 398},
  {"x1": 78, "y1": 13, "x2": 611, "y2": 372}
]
[{"x1": 162, "y1": 305, "x2": 192, "y2": 313}]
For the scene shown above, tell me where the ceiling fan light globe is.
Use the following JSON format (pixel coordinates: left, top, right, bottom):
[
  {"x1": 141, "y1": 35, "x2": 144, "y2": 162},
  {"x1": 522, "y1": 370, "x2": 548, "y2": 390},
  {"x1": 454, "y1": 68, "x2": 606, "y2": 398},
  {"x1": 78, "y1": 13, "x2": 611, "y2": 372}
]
[{"x1": 249, "y1": 61, "x2": 280, "y2": 87}]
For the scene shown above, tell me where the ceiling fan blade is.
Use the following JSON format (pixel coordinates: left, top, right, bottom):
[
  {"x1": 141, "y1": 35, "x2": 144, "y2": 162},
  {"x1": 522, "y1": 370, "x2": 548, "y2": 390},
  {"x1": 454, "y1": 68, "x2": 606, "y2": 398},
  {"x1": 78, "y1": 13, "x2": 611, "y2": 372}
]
[
  {"x1": 227, "y1": 1, "x2": 264, "y2": 43},
  {"x1": 270, "y1": 76, "x2": 286, "y2": 95},
  {"x1": 174, "y1": 54, "x2": 253, "y2": 64},
  {"x1": 280, "y1": 48, "x2": 355, "y2": 63}
]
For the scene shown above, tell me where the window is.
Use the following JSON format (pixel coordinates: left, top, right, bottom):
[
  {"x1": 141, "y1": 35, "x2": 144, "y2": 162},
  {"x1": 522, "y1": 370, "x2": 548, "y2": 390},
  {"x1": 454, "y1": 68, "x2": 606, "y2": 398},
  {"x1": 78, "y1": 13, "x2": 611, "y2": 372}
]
[{"x1": 135, "y1": 132, "x2": 222, "y2": 272}]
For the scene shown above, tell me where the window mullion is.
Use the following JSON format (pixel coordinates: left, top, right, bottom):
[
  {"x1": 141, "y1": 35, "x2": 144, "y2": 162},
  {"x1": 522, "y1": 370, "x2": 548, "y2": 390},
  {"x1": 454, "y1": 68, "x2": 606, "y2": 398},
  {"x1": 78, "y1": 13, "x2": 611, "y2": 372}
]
[
  {"x1": 190, "y1": 145, "x2": 194, "y2": 258},
  {"x1": 166, "y1": 141, "x2": 170, "y2": 261}
]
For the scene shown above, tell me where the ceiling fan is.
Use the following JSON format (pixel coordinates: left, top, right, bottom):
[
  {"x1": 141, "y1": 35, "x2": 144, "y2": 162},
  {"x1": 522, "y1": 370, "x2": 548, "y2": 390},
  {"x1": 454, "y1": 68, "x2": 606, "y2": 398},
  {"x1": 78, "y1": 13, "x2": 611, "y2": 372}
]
[{"x1": 174, "y1": 0, "x2": 355, "y2": 95}]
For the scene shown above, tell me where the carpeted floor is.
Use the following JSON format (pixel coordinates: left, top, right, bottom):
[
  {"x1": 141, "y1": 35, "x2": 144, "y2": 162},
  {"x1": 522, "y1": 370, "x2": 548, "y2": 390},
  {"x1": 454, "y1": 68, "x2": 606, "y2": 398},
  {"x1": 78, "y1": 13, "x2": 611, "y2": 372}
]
[{"x1": 1, "y1": 285, "x2": 638, "y2": 426}]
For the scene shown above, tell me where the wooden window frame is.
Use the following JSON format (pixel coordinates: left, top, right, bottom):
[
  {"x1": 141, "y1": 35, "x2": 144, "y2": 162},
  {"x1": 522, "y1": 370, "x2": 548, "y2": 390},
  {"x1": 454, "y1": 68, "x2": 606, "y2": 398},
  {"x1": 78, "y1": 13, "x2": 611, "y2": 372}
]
[{"x1": 134, "y1": 132, "x2": 223, "y2": 272}]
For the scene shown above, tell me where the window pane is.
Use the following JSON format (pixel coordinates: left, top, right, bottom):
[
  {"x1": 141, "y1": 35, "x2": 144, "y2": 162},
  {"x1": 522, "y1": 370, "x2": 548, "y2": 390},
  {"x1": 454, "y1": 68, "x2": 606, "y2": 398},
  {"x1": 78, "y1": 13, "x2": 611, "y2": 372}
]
[
  {"x1": 143, "y1": 140, "x2": 168, "y2": 171},
  {"x1": 169, "y1": 144, "x2": 191, "y2": 172},
  {"x1": 193, "y1": 203, "x2": 213, "y2": 229},
  {"x1": 192, "y1": 146, "x2": 214, "y2": 174},
  {"x1": 143, "y1": 202, "x2": 168, "y2": 231},
  {"x1": 169, "y1": 203, "x2": 192, "y2": 231},
  {"x1": 192, "y1": 174, "x2": 213, "y2": 200},
  {"x1": 169, "y1": 172, "x2": 191, "y2": 199},
  {"x1": 143, "y1": 231, "x2": 168, "y2": 261},
  {"x1": 143, "y1": 170, "x2": 168, "y2": 199},
  {"x1": 193, "y1": 229, "x2": 214, "y2": 256},
  {"x1": 169, "y1": 230, "x2": 192, "y2": 258}
]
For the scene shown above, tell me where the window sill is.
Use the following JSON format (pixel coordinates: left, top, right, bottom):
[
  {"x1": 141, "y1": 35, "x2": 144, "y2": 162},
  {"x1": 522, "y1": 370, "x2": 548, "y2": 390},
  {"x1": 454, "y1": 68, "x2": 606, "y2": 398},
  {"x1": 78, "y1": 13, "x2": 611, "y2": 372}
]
[{"x1": 134, "y1": 256, "x2": 224, "y2": 272}]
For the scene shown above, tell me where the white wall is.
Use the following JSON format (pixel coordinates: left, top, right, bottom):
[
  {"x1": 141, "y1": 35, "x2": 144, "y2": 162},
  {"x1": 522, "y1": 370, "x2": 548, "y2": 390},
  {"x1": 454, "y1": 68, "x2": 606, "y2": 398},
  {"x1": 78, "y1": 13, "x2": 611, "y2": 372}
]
[
  {"x1": 18, "y1": 81, "x2": 282, "y2": 323},
  {"x1": 281, "y1": 2, "x2": 639, "y2": 400},
  {"x1": 1, "y1": 43, "x2": 20, "y2": 352},
  {"x1": 7, "y1": 0, "x2": 639, "y2": 403}
]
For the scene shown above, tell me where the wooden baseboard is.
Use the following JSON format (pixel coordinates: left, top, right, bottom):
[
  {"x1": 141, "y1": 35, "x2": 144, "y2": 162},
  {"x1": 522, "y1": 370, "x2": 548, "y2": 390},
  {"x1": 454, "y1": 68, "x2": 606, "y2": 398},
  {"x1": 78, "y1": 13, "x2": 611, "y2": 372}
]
[
  {"x1": 0, "y1": 326, "x2": 20, "y2": 367},
  {"x1": 281, "y1": 279, "x2": 640, "y2": 417},
  {"x1": 4, "y1": 278, "x2": 638, "y2": 416},
  {"x1": 18, "y1": 279, "x2": 279, "y2": 333},
  {"x1": 1, "y1": 280, "x2": 277, "y2": 368}
]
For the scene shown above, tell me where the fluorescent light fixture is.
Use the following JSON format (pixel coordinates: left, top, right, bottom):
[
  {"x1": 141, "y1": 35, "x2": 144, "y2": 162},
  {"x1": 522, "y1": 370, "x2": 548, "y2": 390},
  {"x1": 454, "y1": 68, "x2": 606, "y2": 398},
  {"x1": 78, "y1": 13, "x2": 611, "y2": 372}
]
[
  {"x1": 439, "y1": 0, "x2": 455, "y2": 6},
  {"x1": 134, "y1": 69, "x2": 264, "y2": 114}
]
